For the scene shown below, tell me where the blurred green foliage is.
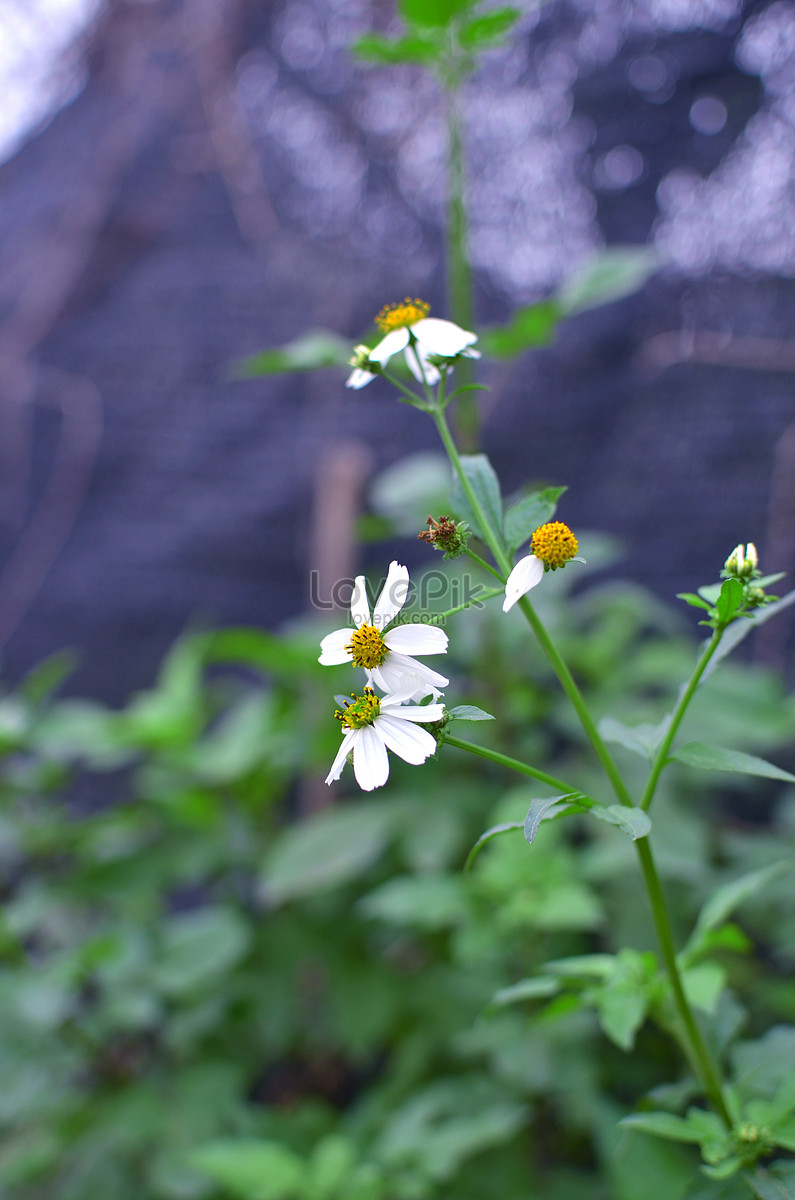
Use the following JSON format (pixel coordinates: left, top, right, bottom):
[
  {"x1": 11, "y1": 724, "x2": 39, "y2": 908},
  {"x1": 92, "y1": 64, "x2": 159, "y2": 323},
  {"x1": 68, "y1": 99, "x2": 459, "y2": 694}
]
[{"x1": 0, "y1": 467, "x2": 794, "y2": 1198}]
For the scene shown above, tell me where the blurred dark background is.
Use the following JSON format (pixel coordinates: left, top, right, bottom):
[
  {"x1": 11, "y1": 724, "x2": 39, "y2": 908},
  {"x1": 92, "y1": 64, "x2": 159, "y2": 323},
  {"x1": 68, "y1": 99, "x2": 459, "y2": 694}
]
[{"x1": 1, "y1": 0, "x2": 794, "y2": 702}]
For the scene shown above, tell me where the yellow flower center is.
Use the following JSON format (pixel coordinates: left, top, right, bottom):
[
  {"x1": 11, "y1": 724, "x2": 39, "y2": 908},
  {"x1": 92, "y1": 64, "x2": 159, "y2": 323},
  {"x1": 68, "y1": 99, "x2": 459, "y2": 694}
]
[
  {"x1": 374, "y1": 298, "x2": 430, "y2": 333},
  {"x1": 336, "y1": 687, "x2": 381, "y2": 730},
  {"x1": 530, "y1": 521, "x2": 578, "y2": 570},
  {"x1": 345, "y1": 623, "x2": 388, "y2": 669}
]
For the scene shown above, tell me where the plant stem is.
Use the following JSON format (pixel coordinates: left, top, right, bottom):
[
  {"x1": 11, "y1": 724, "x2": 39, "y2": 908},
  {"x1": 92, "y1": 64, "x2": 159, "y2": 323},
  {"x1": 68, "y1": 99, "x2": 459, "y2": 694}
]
[
  {"x1": 431, "y1": 587, "x2": 504, "y2": 621},
  {"x1": 640, "y1": 629, "x2": 724, "y2": 812},
  {"x1": 445, "y1": 734, "x2": 574, "y2": 793},
  {"x1": 465, "y1": 547, "x2": 505, "y2": 584},
  {"x1": 635, "y1": 837, "x2": 732, "y2": 1128},
  {"x1": 445, "y1": 81, "x2": 478, "y2": 450}
]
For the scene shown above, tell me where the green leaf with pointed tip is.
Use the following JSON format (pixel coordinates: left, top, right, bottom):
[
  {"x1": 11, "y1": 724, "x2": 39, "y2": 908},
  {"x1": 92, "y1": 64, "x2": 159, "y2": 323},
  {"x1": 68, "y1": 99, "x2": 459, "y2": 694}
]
[
  {"x1": 588, "y1": 803, "x2": 651, "y2": 841},
  {"x1": 557, "y1": 247, "x2": 658, "y2": 315},
  {"x1": 459, "y1": 6, "x2": 521, "y2": 48},
  {"x1": 702, "y1": 587, "x2": 795, "y2": 680},
  {"x1": 491, "y1": 976, "x2": 561, "y2": 1007},
  {"x1": 235, "y1": 331, "x2": 353, "y2": 376},
  {"x1": 621, "y1": 1112, "x2": 710, "y2": 1143},
  {"x1": 503, "y1": 486, "x2": 567, "y2": 552},
  {"x1": 450, "y1": 454, "x2": 504, "y2": 544},
  {"x1": 678, "y1": 592, "x2": 715, "y2": 612},
  {"x1": 599, "y1": 716, "x2": 669, "y2": 761},
  {"x1": 447, "y1": 705, "x2": 495, "y2": 721},
  {"x1": 684, "y1": 862, "x2": 792, "y2": 963},
  {"x1": 671, "y1": 743, "x2": 795, "y2": 784},
  {"x1": 479, "y1": 299, "x2": 561, "y2": 358},
  {"x1": 543, "y1": 954, "x2": 615, "y2": 978},
  {"x1": 524, "y1": 794, "x2": 577, "y2": 844}
]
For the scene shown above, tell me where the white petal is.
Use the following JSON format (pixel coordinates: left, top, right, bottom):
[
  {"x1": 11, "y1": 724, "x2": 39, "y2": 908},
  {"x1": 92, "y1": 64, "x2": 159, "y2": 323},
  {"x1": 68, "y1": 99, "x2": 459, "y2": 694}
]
[
  {"x1": 383, "y1": 623, "x2": 448, "y2": 656},
  {"x1": 374, "y1": 714, "x2": 437, "y2": 765},
  {"x1": 411, "y1": 317, "x2": 477, "y2": 357},
  {"x1": 346, "y1": 367, "x2": 375, "y2": 389},
  {"x1": 405, "y1": 344, "x2": 441, "y2": 385},
  {"x1": 350, "y1": 575, "x2": 371, "y2": 627},
  {"x1": 369, "y1": 328, "x2": 409, "y2": 364},
  {"x1": 503, "y1": 555, "x2": 544, "y2": 612},
  {"x1": 318, "y1": 627, "x2": 353, "y2": 665},
  {"x1": 373, "y1": 561, "x2": 409, "y2": 628},
  {"x1": 372, "y1": 651, "x2": 448, "y2": 699},
  {"x1": 381, "y1": 700, "x2": 446, "y2": 723},
  {"x1": 352, "y1": 725, "x2": 389, "y2": 791},
  {"x1": 325, "y1": 731, "x2": 356, "y2": 784}
]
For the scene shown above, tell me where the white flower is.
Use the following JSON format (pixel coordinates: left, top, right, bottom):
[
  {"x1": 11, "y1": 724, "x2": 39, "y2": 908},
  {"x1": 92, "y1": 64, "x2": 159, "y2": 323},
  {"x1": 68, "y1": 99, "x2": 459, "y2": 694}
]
[
  {"x1": 503, "y1": 521, "x2": 583, "y2": 613},
  {"x1": 346, "y1": 299, "x2": 479, "y2": 389},
  {"x1": 319, "y1": 560, "x2": 449, "y2": 700},
  {"x1": 326, "y1": 688, "x2": 445, "y2": 791}
]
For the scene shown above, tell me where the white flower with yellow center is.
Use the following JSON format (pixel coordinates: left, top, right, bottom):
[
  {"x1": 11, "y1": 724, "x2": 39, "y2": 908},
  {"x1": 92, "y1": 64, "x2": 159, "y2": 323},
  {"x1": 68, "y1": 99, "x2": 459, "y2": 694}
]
[
  {"x1": 503, "y1": 521, "x2": 583, "y2": 612},
  {"x1": 319, "y1": 560, "x2": 448, "y2": 700},
  {"x1": 346, "y1": 298, "x2": 480, "y2": 389},
  {"x1": 326, "y1": 687, "x2": 444, "y2": 791}
]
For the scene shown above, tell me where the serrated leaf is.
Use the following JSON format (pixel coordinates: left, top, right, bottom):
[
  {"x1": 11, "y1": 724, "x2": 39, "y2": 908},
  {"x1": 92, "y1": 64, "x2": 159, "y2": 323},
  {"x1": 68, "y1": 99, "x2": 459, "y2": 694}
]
[
  {"x1": 557, "y1": 247, "x2": 658, "y2": 315},
  {"x1": 503, "y1": 486, "x2": 567, "y2": 552},
  {"x1": 588, "y1": 803, "x2": 652, "y2": 841},
  {"x1": 459, "y1": 6, "x2": 520, "y2": 47},
  {"x1": 479, "y1": 299, "x2": 560, "y2": 358},
  {"x1": 523, "y1": 795, "x2": 576, "y2": 844},
  {"x1": 491, "y1": 976, "x2": 560, "y2": 1007},
  {"x1": 450, "y1": 454, "x2": 504, "y2": 544},
  {"x1": 235, "y1": 331, "x2": 352, "y2": 377},
  {"x1": 447, "y1": 705, "x2": 495, "y2": 721},
  {"x1": 464, "y1": 821, "x2": 524, "y2": 871},
  {"x1": 186, "y1": 1140, "x2": 305, "y2": 1200},
  {"x1": 671, "y1": 743, "x2": 795, "y2": 785}
]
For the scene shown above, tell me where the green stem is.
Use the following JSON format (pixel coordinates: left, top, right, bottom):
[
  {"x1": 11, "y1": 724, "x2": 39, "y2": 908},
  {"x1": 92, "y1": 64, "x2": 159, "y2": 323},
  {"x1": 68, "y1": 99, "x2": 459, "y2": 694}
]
[
  {"x1": 430, "y1": 587, "x2": 503, "y2": 621},
  {"x1": 445, "y1": 734, "x2": 574, "y2": 793},
  {"x1": 465, "y1": 548, "x2": 505, "y2": 584},
  {"x1": 636, "y1": 837, "x2": 732, "y2": 1127},
  {"x1": 382, "y1": 369, "x2": 428, "y2": 410},
  {"x1": 640, "y1": 629, "x2": 724, "y2": 812},
  {"x1": 445, "y1": 82, "x2": 477, "y2": 450}
]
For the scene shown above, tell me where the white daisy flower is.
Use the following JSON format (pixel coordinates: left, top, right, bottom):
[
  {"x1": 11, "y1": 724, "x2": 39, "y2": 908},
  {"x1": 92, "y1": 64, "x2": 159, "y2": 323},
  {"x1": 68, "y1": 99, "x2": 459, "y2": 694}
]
[
  {"x1": 503, "y1": 521, "x2": 583, "y2": 613},
  {"x1": 346, "y1": 298, "x2": 479, "y2": 389},
  {"x1": 326, "y1": 687, "x2": 445, "y2": 791},
  {"x1": 319, "y1": 560, "x2": 449, "y2": 700}
]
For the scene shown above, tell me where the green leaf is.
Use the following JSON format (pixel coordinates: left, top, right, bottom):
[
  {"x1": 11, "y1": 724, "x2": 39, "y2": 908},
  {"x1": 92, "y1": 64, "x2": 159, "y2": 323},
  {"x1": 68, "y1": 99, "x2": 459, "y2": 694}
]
[
  {"x1": 307, "y1": 1136, "x2": 358, "y2": 1200},
  {"x1": 716, "y1": 578, "x2": 745, "y2": 624},
  {"x1": 543, "y1": 954, "x2": 615, "y2": 978},
  {"x1": 186, "y1": 1140, "x2": 305, "y2": 1200},
  {"x1": 557, "y1": 247, "x2": 658, "y2": 315},
  {"x1": 235, "y1": 331, "x2": 352, "y2": 377},
  {"x1": 353, "y1": 32, "x2": 440, "y2": 64},
  {"x1": 459, "y1": 6, "x2": 521, "y2": 47},
  {"x1": 259, "y1": 803, "x2": 395, "y2": 904},
  {"x1": 447, "y1": 704, "x2": 495, "y2": 721},
  {"x1": 359, "y1": 874, "x2": 469, "y2": 930},
  {"x1": 671, "y1": 743, "x2": 795, "y2": 785},
  {"x1": 593, "y1": 949, "x2": 657, "y2": 1050},
  {"x1": 588, "y1": 803, "x2": 652, "y2": 841},
  {"x1": 685, "y1": 863, "x2": 792, "y2": 963},
  {"x1": 400, "y1": 0, "x2": 475, "y2": 29},
  {"x1": 19, "y1": 651, "x2": 79, "y2": 706},
  {"x1": 621, "y1": 1112, "x2": 704, "y2": 1143},
  {"x1": 703, "y1": 588, "x2": 795, "y2": 680},
  {"x1": 503, "y1": 486, "x2": 567, "y2": 552},
  {"x1": 490, "y1": 976, "x2": 561, "y2": 1007},
  {"x1": 524, "y1": 794, "x2": 576, "y2": 844},
  {"x1": 682, "y1": 962, "x2": 726, "y2": 1014},
  {"x1": 678, "y1": 592, "x2": 715, "y2": 612},
  {"x1": 464, "y1": 821, "x2": 523, "y2": 871},
  {"x1": 479, "y1": 299, "x2": 560, "y2": 358},
  {"x1": 599, "y1": 716, "x2": 669, "y2": 761},
  {"x1": 450, "y1": 454, "x2": 504, "y2": 544},
  {"x1": 749, "y1": 1166, "x2": 795, "y2": 1200}
]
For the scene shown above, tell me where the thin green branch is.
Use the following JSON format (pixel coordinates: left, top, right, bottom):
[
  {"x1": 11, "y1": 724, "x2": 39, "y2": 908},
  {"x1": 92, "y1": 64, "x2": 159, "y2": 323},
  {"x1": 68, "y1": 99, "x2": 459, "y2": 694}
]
[{"x1": 444, "y1": 734, "x2": 574, "y2": 794}]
